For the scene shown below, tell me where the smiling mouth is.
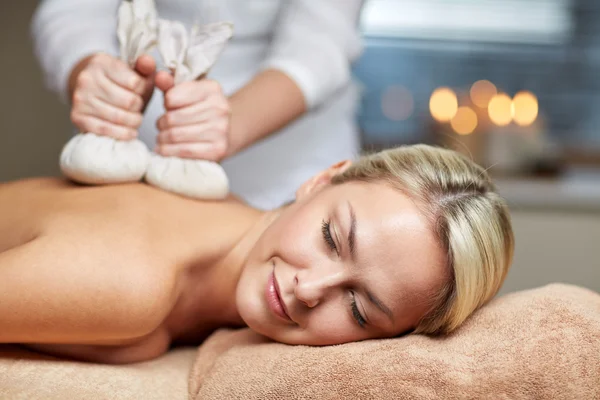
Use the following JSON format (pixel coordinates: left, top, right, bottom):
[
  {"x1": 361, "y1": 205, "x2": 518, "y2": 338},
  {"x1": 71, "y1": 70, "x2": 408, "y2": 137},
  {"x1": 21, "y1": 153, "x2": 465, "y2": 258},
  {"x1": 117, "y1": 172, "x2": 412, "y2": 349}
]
[{"x1": 266, "y1": 269, "x2": 292, "y2": 322}]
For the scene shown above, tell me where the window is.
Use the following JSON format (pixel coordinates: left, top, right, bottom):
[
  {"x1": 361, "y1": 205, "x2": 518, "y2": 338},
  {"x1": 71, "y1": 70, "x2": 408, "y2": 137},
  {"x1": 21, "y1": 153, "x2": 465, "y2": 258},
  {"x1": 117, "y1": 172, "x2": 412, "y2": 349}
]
[{"x1": 354, "y1": 0, "x2": 600, "y2": 173}]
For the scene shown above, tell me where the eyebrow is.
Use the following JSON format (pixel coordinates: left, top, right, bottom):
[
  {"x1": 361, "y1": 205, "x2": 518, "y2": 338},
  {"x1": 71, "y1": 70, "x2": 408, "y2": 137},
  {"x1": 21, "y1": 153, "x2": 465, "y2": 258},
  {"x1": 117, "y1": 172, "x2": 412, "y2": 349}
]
[
  {"x1": 346, "y1": 201, "x2": 394, "y2": 323},
  {"x1": 347, "y1": 201, "x2": 357, "y2": 261}
]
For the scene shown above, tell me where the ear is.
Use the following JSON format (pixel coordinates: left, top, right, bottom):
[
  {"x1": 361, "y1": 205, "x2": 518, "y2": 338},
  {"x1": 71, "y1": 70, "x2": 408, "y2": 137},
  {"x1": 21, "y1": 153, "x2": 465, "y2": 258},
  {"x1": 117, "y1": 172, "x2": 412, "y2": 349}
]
[{"x1": 296, "y1": 160, "x2": 352, "y2": 200}]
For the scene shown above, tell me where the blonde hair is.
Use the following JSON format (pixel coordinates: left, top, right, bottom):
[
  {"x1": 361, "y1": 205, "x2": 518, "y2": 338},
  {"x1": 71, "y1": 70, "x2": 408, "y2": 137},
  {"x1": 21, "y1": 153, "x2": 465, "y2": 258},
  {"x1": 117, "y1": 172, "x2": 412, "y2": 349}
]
[{"x1": 331, "y1": 144, "x2": 514, "y2": 334}]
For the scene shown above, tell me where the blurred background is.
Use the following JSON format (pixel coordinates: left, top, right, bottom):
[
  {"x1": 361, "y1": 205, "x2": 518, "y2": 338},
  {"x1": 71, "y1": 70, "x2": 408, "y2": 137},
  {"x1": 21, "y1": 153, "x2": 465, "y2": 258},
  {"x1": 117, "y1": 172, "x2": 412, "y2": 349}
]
[{"x1": 0, "y1": 0, "x2": 598, "y2": 294}]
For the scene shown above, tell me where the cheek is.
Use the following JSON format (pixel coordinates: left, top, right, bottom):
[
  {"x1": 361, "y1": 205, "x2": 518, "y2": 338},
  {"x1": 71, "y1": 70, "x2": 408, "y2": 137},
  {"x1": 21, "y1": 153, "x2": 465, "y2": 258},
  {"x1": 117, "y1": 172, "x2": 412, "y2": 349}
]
[
  {"x1": 263, "y1": 212, "x2": 319, "y2": 267},
  {"x1": 295, "y1": 305, "x2": 365, "y2": 345}
]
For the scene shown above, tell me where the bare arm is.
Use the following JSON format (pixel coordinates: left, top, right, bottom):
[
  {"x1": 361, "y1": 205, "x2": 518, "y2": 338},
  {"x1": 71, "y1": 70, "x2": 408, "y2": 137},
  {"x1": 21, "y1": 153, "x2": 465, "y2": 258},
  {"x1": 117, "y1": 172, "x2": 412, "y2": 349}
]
[
  {"x1": 0, "y1": 235, "x2": 171, "y2": 346},
  {"x1": 227, "y1": 69, "x2": 306, "y2": 156},
  {"x1": 227, "y1": 0, "x2": 365, "y2": 155}
]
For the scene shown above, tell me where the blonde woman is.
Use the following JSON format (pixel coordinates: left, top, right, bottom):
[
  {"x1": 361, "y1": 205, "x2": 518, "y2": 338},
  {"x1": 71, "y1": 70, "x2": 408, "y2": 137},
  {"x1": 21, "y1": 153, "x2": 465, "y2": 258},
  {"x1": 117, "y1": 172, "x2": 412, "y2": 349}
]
[{"x1": 0, "y1": 145, "x2": 514, "y2": 364}]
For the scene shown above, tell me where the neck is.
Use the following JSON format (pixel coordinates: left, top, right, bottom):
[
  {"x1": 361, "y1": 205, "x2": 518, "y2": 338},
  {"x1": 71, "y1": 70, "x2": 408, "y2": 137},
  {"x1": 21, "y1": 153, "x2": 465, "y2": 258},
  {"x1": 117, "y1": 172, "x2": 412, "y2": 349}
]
[
  {"x1": 212, "y1": 208, "x2": 283, "y2": 325},
  {"x1": 168, "y1": 205, "x2": 284, "y2": 342}
]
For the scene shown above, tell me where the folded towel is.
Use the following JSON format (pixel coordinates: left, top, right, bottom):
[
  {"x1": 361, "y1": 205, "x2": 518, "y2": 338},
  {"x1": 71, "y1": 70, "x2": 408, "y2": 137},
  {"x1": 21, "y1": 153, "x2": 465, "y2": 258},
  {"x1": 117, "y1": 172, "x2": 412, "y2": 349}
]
[
  {"x1": 189, "y1": 283, "x2": 600, "y2": 400},
  {"x1": 0, "y1": 346, "x2": 196, "y2": 400}
]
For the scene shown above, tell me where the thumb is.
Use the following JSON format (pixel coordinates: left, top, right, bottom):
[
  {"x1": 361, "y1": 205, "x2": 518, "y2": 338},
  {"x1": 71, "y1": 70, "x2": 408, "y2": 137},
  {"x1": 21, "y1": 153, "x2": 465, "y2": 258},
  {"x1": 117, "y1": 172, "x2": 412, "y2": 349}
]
[
  {"x1": 134, "y1": 54, "x2": 156, "y2": 77},
  {"x1": 155, "y1": 70, "x2": 175, "y2": 93}
]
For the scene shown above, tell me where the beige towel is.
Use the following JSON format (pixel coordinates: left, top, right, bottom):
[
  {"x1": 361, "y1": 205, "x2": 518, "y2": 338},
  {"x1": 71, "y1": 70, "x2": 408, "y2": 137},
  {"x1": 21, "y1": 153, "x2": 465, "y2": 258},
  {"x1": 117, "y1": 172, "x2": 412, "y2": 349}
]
[
  {"x1": 0, "y1": 346, "x2": 196, "y2": 400},
  {"x1": 189, "y1": 284, "x2": 600, "y2": 400}
]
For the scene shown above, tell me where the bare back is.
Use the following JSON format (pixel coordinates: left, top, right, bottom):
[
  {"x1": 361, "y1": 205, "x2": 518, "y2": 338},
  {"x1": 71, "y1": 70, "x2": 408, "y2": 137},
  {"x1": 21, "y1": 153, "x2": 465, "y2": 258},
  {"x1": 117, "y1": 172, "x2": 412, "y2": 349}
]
[{"x1": 0, "y1": 178, "x2": 257, "y2": 363}]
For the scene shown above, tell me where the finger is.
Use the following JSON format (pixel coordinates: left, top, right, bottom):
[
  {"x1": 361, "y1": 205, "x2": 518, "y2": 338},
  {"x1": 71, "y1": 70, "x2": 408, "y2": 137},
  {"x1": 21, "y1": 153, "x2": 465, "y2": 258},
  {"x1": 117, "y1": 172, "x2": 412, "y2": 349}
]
[
  {"x1": 156, "y1": 102, "x2": 216, "y2": 130},
  {"x1": 140, "y1": 75, "x2": 156, "y2": 112},
  {"x1": 155, "y1": 142, "x2": 223, "y2": 161},
  {"x1": 96, "y1": 73, "x2": 144, "y2": 111},
  {"x1": 156, "y1": 123, "x2": 220, "y2": 144},
  {"x1": 79, "y1": 96, "x2": 143, "y2": 128},
  {"x1": 155, "y1": 71, "x2": 175, "y2": 93},
  {"x1": 71, "y1": 112, "x2": 137, "y2": 140},
  {"x1": 134, "y1": 54, "x2": 156, "y2": 77},
  {"x1": 164, "y1": 81, "x2": 214, "y2": 110},
  {"x1": 103, "y1": 58, "x2": 146, "y2": 94}
]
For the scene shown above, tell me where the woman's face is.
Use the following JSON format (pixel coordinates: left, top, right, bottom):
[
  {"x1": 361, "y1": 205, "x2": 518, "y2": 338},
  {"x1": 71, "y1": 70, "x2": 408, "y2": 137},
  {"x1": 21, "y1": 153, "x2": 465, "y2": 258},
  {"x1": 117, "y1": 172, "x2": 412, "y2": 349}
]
[{"x1": 236, "y1": 167, "x2": 447, "y2": 345}]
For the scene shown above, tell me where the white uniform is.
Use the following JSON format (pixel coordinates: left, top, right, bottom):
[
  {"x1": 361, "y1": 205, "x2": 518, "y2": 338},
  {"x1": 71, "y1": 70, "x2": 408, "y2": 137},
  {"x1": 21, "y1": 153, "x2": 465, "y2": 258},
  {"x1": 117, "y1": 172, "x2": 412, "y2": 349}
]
[{"x1": 32, "y1": 0, "x2": 364, "y2": 209}]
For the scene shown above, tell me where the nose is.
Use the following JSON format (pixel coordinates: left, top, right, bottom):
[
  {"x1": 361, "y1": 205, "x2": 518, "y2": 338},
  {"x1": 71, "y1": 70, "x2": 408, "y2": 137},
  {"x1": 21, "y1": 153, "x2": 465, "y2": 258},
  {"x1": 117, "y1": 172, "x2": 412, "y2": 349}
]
[{"x1": 294, "y1": 265, "x2": 346, "y2": 308}]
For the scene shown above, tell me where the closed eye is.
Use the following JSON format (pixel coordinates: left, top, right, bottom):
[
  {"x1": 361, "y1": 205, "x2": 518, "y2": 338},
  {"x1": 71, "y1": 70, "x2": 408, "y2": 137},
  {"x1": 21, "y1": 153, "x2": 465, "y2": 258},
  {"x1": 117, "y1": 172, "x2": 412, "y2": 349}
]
[
  {"x1": 351, "y1": 291, "x2": 367, "y2": 327},
  {"x1": 321, "y1": 219, "x2": 338, "y2": 255}
]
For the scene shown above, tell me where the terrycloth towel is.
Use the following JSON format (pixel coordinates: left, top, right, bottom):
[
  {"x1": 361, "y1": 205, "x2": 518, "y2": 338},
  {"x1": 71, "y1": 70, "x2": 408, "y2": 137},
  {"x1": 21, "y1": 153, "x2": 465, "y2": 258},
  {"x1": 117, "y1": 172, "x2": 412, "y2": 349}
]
[
  {"x1": 0, "y1": 346, "x2": 196, "y2": 400},
  {"x1": 189, "y1": 284, "x2": 600, "y2": 400}
]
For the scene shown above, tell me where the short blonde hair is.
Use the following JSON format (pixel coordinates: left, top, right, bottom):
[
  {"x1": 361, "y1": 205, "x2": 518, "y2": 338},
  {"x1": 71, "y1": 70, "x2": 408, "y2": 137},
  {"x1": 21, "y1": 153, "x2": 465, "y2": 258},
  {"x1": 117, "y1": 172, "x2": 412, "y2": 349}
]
[{"x1": 331, "y1": 144, "x2": 514, "y2": 334}]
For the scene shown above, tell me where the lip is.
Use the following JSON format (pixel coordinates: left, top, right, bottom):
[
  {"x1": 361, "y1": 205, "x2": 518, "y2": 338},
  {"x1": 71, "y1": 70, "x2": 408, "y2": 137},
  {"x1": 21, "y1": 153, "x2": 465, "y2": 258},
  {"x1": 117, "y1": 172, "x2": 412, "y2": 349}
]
[{"x1": 266, "y1": 269, "x2": 292, "y2": 322}]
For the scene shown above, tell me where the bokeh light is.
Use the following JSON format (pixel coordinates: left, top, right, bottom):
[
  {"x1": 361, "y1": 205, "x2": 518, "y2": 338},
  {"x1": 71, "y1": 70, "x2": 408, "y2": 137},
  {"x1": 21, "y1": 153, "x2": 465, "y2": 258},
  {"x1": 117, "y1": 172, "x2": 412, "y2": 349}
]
[
  {"x1": 381, "y1": 85, "x2": 414, "y2": 121},
  {"x1": 488, "y1": 93, "x2": 513, "y2": 126},
  {"x1": 512, "y1": 91, "x2": 539, "y2": 126},
  {"x1": 450, "y1": 106, "x2": 478, "y2": 135},
  {"x1": 429, "y1": 87, "x2": 458, "y2": 122},
  {"x1": 470, "y1": 80, "x2": 497, "y2": 108}
]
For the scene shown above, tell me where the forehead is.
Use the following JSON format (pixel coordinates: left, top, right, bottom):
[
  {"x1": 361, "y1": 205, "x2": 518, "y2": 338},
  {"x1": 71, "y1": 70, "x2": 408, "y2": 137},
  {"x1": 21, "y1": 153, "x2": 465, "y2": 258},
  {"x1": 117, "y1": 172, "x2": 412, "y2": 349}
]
[{"x1": 328, "y1": 182, "x2": 446, "y2": 314}]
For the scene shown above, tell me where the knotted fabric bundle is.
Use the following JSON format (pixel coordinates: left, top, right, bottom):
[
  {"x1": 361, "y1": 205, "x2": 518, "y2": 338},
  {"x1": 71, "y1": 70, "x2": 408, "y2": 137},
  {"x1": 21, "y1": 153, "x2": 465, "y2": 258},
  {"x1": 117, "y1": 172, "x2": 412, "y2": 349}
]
[
  {"x1": 59, "y1": 0, "x2": 157, "y2": 185},
  {"x1": 144, "y1": 20, "x2": 233, "y2": 199}
]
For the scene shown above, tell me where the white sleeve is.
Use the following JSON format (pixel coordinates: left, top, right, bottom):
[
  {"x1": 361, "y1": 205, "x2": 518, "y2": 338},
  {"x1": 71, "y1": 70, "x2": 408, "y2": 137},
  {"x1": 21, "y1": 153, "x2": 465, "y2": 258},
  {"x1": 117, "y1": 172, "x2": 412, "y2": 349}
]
[
  {"x1": 261, "y1": 0, "x2": 365, "y2": 109},
  {"x1": 31, "y1": 0, "x2": 121, "y2": 102}
]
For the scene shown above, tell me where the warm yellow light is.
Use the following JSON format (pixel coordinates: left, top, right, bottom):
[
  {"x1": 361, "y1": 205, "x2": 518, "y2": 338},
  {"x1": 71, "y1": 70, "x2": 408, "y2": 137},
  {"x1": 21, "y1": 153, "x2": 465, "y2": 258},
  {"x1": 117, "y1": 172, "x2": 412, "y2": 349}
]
[
  {"x1": 488, "y1": 93, "x2": 513, "y2": 126},
  {"x1": 512, "y1": 91, "x2": 538, "y2": 126},
  {"x1": 450, "y1": 106, "x2": 478, "y2": 135},
  {"x1": 429, "y1": 87, "x2": 458, "y2": 122},
  {"x1": 470, "y1": 80, "x2": 497, "y2": 108}
]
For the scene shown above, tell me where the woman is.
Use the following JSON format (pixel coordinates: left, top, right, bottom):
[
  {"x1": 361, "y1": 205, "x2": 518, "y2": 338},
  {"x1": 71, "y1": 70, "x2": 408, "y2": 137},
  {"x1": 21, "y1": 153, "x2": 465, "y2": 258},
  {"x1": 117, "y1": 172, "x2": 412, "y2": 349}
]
[
  {"x1": 0, "y1": 145, "x2": 513, "y2": 364},
  {"x1": 31, "y1": 0, "x2": 365, "y2": 209}
]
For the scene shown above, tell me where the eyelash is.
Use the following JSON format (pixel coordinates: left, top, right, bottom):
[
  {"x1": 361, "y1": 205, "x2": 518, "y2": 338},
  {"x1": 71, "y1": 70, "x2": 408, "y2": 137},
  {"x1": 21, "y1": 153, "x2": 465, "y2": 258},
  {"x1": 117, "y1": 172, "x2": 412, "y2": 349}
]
[
  {"x1": 351, "y1": 292, "x2": 367, "y2": 328},
  {"x1": 321, "y1": 219, "x2": 338, "y2": 254},
  {"x1": 321, "y1": 220, "x2": 365, "y2": 327}
]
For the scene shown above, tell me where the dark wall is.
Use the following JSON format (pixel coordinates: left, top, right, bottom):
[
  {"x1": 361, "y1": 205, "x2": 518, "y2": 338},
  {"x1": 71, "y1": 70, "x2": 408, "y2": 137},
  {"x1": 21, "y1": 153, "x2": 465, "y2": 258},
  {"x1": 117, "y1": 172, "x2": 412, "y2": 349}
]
[{"x1": 0, "y1": 1, "x2": 72, "y2": 182}]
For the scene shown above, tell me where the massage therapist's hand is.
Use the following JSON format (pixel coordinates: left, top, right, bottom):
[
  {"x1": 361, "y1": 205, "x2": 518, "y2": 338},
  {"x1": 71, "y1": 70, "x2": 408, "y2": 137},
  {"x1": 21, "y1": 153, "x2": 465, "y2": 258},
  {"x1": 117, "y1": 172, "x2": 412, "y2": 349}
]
[
  {"x1": 154, "y1": 72, "x2": 232, "y2": 162},
  {"x1": 68, "y1": 53, "x2": 156, "y2": 140}
]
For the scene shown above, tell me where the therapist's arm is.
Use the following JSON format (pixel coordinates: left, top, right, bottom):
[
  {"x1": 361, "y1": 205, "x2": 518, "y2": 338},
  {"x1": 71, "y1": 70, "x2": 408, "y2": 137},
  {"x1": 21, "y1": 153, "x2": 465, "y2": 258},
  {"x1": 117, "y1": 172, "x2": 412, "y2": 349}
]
[
  {"x1": 156, "y1": 0, "x2": 365, "y2": 160},
  {"x1": 226, "y1": 70, "x2": 306, "y2": 157},
  {"x1": 31, "y1": 0, "x2": 121, "y2": 102}
]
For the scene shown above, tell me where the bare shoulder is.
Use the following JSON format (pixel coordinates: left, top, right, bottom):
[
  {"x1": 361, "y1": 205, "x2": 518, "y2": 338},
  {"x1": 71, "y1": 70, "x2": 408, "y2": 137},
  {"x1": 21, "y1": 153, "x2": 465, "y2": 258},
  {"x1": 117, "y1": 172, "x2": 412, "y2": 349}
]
[{"x1": 0, "y1": 178, "x2": 254, "y2": 345}]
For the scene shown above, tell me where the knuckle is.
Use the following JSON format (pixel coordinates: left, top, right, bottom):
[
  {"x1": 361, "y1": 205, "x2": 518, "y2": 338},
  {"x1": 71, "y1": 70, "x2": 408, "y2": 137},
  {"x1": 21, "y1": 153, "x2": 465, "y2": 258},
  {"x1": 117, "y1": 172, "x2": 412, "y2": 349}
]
[
  {"x1": 132, "y1": 113, "x2": 143, "y2": 128},
  {"x1": 212, "y1": 141, "x2": 227, "y2": 158},
  {"x1": 91, "y1": 53, "x2": 111, "y2": 69},
  {"x1": 164, "y1": 112, "x2": 174, "y2": 127},
  {"x1": 216, "y1": 119, "x2": 229, "y2": 133},
  {"x1": 128, "y1": 94, "x2": 142, "y2": 110},
  {"x1": 89, "y1": 54, "x2": 103, "y2": 65},
  {"x1": 130, "y1": 76, "x2": 143, "y2": 92},
  {"x1": 218, "y1": 106, "x2": 230, "y2": 118},
  {"x1": 111, "y1": 108, "x2": 125, "y2": 125},
  {"x1": 208, "y1": 80, "x2": 222, "y2": 92},
  {"x1": 70, "y1": 111, "x2": 82, "y2": 126},
  {"x1": 72, "y1": 91, "x2": 85, "y2": 106},
  {"x1": 167, "y1": 129, "x2": 178, "y2": 142},
  {"x1": 165, "y1": 92, "x2": 176, "y2": 109},
  {"x1": 221, "y1": 101, "x2": 231, "y2": 115},
  {"x1": 180, "y1": 147, "x2": 197, "y2": 159},
  {"x1": 76, "y1": 71, "x2": 92, "y2": 88},
  {"x1": 96, "y1": 123, "x2": 108, "y2": 136},
  {"x1": 156, "y1": 117, "x2": 165, "y2": 131}
]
